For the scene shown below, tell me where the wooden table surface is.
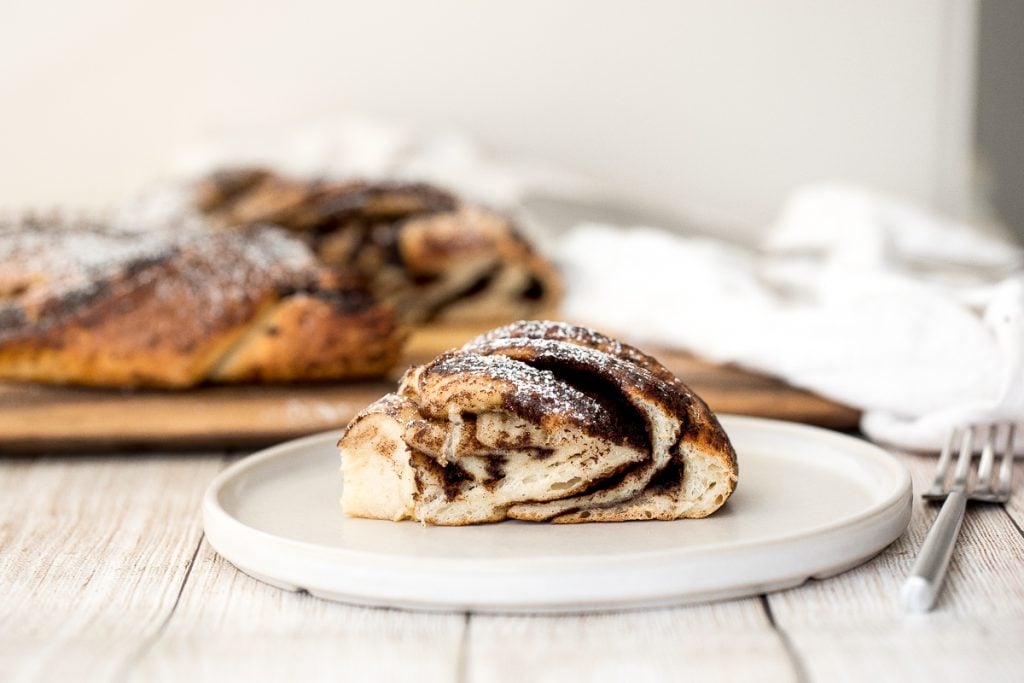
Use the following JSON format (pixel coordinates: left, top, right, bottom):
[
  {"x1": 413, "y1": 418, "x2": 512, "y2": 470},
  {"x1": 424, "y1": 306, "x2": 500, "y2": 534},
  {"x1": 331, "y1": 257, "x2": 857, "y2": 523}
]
[{"x1": 2, "y1": 444, "x2": 1023, "y2": 682}]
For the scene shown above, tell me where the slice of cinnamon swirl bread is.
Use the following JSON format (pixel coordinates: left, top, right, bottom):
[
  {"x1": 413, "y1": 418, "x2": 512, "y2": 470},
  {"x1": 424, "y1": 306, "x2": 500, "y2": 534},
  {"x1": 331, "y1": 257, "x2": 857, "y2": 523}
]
[{"x1": 339, "y1": 320, "x2": 738, "y2": 524}]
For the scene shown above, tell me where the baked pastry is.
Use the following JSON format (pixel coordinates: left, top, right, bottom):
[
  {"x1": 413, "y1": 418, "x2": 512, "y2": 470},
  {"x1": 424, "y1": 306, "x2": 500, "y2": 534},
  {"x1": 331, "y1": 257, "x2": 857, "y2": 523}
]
[
  {"x1": 190, "y1": 168, "x2": 561, "y2": 324},
  {"x1": 0, "y1": 215, "x2": 404, "y2": 388},
  {"x1": 339, "y1": 320, "x2": 738, "y2": 524}
]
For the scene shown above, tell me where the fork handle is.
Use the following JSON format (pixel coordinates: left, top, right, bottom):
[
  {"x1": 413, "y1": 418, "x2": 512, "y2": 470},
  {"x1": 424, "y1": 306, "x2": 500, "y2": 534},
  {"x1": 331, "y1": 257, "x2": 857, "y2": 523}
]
[{"x1": 901, "y1": 490, "x2": 968, "y2": 613}]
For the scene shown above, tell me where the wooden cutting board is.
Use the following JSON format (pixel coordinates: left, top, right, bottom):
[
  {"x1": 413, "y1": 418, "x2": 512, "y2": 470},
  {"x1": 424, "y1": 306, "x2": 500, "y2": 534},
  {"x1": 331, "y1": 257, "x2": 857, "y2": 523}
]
[{"x1": 0, "y1": 324, "x2": 858, "y2": 453}]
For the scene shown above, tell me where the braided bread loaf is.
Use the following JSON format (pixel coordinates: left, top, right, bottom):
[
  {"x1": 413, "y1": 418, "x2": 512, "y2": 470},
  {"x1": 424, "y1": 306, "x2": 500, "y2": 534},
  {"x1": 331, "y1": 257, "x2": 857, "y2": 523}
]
[
  {"x1": 0, "y1": 216, "x2": 404, "y2": 388},
  {"x1": 339, "y1": 321, "x2": 738, "y2": 524},
  {"x1": 191, "y1": 168, "x2": 561, "y2": 324}
]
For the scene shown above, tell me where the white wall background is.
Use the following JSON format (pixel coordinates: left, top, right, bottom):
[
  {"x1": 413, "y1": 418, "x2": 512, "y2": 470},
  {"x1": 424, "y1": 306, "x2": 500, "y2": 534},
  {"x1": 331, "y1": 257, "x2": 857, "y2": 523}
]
[{"x1": 0, "y1": 0, "x2": 976, "y2": 239}]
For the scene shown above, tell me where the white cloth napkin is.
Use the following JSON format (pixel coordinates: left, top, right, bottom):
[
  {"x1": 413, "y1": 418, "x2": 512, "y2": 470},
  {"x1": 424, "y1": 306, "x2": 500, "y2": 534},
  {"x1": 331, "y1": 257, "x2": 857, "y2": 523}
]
[{"x1": 557, "y1": 184, "x2": 1024, "y2": 451}]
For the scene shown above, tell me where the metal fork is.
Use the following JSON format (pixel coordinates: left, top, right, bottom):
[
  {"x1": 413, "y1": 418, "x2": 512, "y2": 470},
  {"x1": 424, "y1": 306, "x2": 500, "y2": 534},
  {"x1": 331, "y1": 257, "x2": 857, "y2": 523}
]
[{"x1": 901, "y1": 423, "x2": 1019, "y2": 613}]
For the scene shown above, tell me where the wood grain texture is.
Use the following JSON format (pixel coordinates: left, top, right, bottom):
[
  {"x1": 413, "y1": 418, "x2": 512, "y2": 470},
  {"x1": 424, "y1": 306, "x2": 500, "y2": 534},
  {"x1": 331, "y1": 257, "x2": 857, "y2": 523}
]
[
  {"x1": 464, "y1": 602, "x2": 795, "y2": 683},
  {"x1": 1002, "y1": 453, "x2": 1024, "y2": 535},
  {"x1": 126, "y1": 540, "x2": 465, "y2": 683},
  {"x1": 0, "y1": 381, "x2": 393, "y2": 452},
  {"x1": 0, "y1": 324, "x2": 858, "y2": 453},
  {"x1": 765, "y1": 451, "x2": 1024, "y2": 682},
  {"x1": 6, "y1": 447, "x2": 1020, "y2": 682},
  {"x1": 0, "y1": 455, "x2": 224, "y2": 682}
]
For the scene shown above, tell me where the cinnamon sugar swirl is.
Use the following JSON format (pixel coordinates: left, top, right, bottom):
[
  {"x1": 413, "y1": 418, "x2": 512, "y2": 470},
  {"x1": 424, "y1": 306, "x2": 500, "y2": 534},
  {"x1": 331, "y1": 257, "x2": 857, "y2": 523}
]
[
  {"x1": 191, "y1": 168, "x2": 561, "y2": 324},
  {"x1": 339, "y1": 320, "x2": 738, "y2": 524}
]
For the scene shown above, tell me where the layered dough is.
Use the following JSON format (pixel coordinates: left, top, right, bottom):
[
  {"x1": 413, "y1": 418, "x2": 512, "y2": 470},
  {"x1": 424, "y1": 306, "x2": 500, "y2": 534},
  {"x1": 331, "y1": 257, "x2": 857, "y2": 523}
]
[
  {"x1": 339, "y1": 320, "x2": 738, "y2": 524},
  {"x1": 192, "y1": 168, "x2": 561, "y2": 324}
]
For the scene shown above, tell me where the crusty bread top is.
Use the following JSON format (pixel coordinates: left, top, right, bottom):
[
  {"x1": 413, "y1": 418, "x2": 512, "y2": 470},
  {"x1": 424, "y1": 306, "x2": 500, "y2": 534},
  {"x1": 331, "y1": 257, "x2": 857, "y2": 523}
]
[
  {"x1": 195, "y1": 167, "x2": 458, "y2": 232},
  {"x1": 465, "y1": 320, "x2": 738, "y2": 474},
  {"x1": 188, "y1": 167, "x2": 561, "y2": 323},
  {"x1": 0, "y1": 215, "x2": 390, "y2": 345},
  {"x1": 0, "y1": 214, "x2": 405, "y2": 388},
  {"x1": 408, "y1": 320, "x2": 736, "y2": 479},
  {"x1": 340, "y1": 320, "x2": 739, "y2": 524},
  {"x1": 0, "y1": 216, "x2": 313, "y2": 342},
  {"x1": 401, "y1": 351, "x2": 633, "y2": 445},
  {"x1": 468, "y1": 320, "x2": 683, "y2": 384}
]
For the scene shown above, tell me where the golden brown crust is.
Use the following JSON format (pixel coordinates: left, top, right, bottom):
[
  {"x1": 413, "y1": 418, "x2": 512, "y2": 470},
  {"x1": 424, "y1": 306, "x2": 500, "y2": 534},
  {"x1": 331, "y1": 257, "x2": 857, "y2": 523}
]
[
  {"x1": 196, "y1": 168, "x2": 458, "y2": 230},
  {"x1": 0, "y1": 217, "x2": 404, "y2": 388},
  {"x1": 211, "y1": 291, "x2": 406, "y2": 383},
  {"x1": 192, "y1": 167, "x2": 561, "y2": 324},
  {"x1": 466, "y1": 320, "x2": 739, "y2": 485},
  {"x1": 0, "y1": 266, "x2": 273, "y2": 388}
]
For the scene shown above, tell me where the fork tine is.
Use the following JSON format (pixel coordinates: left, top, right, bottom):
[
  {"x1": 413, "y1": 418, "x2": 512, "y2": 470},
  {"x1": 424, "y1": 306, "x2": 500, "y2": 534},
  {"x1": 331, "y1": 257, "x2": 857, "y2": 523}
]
[
  {"x1": 952, "y1": 426, "x2": 975, "y2": 490},
  {"x1": 997, "y1": 424, "x2": 1017, "y2": 497},
  {"x1": 976, "y1": 424, "x2": 996, "y2": 491},
  {"x1": 928, "y1": 427, "x2": 959, "y2": 495},
  {"x1": 905, "y1": 421, "x2": 1017, "y2": 612}
]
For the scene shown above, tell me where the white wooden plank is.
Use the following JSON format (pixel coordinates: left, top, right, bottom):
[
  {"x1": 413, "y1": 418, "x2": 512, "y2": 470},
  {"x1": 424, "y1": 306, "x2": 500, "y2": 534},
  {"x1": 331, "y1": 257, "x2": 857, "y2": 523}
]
[
  {"x1": 4, "y1": 442, "x2": 1022, "y2": 683},
  {"x1": 997, "y1": 449, "x2": 1024, "y2": 539},
  {"x1": 127, "y1": 540, "x2": 465, "y2": 683},
  {"x1": 765, "y1": 450, "x2": 1024, "y2": 682},
  {"x1": 0, "y1": 455, "x2": 223, "y2": 683},
  {"x1": 466, "y1": 600, "x2": 797, "y2": 683}
]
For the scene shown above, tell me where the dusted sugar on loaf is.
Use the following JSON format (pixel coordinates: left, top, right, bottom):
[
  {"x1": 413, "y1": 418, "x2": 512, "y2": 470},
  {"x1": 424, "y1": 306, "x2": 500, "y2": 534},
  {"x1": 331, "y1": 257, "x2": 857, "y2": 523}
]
[
  {"x1": 190, "y1": 168, "x2": 561, "y2": 324},
  {"x1": 0, "y1": 216, "x2": 404, "y2": 388},
  {"x1": 338, "y1": 320, "x2": 738, "y2": 525}
]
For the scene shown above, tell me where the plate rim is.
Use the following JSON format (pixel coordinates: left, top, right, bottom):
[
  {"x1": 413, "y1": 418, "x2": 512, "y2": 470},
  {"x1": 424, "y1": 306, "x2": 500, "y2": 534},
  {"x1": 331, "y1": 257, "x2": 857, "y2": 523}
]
[{"x1": 203, "y1": 415, "x2": 911, "y2": 576}]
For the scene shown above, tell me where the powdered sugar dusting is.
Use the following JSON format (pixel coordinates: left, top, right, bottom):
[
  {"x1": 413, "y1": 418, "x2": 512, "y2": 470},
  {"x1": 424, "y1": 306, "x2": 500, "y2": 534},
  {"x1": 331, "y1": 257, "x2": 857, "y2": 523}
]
[
  {"x1": 468, "y1": 319, "x2": 627, "y2": 357},
  {"x1": 2, "y1": 216, "x2": 171, "y2": 282},
  {"x1": 462, "y1": 331, "x2": 692, "y2": 422},
  {"x1": 0, "y1": 214, "x2": 316, "y2": 332},
  {"x1": 467, "y1": 319, "x2": 680, "y2": 386},
  {"x1": 472, "y1": 336, "x2": 659, "y2": 392},
  {"x1": 424, "y1": 351, "x2": 608, "y2": 427}
]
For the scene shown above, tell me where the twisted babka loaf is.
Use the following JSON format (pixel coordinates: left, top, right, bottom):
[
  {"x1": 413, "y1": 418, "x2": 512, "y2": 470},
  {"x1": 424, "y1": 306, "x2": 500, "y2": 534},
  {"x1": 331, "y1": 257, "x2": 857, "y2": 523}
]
[
  {"x1": 190, "y1": 168, "x2": 561, "y2": 324},
  {"x1": 0, "y1": 216, "x2": 404, "y2": 388},
  {"x1": 339, "y1": 320, "x2": 738, "y2": 524}
]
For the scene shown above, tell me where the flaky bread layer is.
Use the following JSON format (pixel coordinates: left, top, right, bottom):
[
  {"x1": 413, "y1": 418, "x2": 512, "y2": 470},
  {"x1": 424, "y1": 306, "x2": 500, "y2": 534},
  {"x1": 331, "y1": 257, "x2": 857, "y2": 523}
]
[{"x1": 338, "y1": 320, "x2": 738, "y2": 526}]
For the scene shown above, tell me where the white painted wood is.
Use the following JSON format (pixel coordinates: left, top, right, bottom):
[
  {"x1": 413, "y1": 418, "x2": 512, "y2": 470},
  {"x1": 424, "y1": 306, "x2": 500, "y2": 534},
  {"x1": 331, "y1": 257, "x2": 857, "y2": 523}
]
[
  {"x1": 0, "y1": 455, "x2": 224, "y2": 682},
  {"x1": 999, "y1": 452, "x2": 1024, "y2": 536},
  {"x1": 765, "y1": 450, "x2": 1024, "y2": 682},
  {"x1": 2, "y1": 444, "x2": 1022, "y2": 682},
  {"x1": 127, "y1": 540, "x2": 465, "y2": 683},
  {"x1": 465, "y1": 601, "x2": 795, "y2": 683}
]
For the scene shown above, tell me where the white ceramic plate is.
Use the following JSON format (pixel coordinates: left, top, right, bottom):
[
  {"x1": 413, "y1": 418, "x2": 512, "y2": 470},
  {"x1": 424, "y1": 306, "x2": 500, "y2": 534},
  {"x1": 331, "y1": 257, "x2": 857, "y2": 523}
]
[{"x1": 203, "y1": 415, "x2": 912, "y2": 613}]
